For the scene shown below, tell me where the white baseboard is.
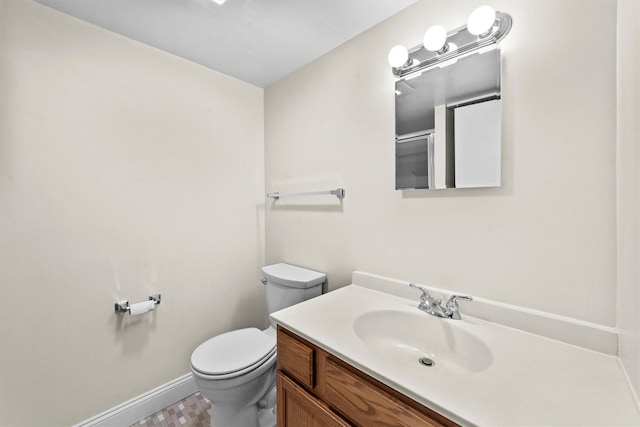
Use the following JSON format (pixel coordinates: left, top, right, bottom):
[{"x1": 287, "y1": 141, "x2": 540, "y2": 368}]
[
  {"x1": 72, "y1": 373, "x2": 198, "y2": 427},
  {"x1": 352, "y1": 271, "x2": 618, "y2": 355}
]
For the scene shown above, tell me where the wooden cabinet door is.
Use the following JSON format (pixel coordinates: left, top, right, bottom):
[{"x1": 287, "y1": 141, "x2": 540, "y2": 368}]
[{"x1": 277, "y1": 373, "x2": 351, "y2": 427}]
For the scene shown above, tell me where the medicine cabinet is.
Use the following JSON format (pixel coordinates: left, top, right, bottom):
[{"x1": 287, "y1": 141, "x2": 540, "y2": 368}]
[{"x1": 395, "y1": 48, "x2": 502, "y2": 190}]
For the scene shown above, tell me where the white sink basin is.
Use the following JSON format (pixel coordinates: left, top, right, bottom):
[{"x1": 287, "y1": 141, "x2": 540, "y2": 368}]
[{"x1": 354, "y1": 309, "x2": 493, "y2": 374}]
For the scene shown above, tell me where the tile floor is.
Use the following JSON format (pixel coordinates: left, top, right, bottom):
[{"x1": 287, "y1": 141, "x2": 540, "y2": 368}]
[{"x1": 130, "y1": 392, "x2": 211, "y2": 427}]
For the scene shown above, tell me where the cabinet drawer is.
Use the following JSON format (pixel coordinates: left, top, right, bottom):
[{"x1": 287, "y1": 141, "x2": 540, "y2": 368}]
[
  {"x1": 324, "y1": 356, "x2": 448, "y2": 427},
  {"x1": 277, "y1": 326, "x2": 315, "y2": 389}
]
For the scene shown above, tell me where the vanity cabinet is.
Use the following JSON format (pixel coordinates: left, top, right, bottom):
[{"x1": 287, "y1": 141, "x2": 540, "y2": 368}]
[{"x1": 276, "y1": 326, "x2": 458, "y2": 427}]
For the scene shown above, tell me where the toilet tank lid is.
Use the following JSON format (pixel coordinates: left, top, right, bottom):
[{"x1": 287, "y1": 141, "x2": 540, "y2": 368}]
[{"x1": 262, "y1": 263, "x2": 326, "y2": 289}]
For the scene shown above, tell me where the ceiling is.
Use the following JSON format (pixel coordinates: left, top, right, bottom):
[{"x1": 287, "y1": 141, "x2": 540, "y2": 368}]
[{"x1": 34, "y1": 0, "x2": 417, "y2": 88}]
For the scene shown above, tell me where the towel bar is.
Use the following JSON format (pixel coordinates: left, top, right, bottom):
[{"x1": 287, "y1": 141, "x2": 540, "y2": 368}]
[{"x1": 266, "y1": 188, "x2": 345, "y2": 200}]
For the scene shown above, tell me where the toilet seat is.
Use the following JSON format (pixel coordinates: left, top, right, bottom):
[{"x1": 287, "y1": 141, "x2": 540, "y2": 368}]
[{"x1": 190, "y1": 327, "x2": 276, "y2": 380}]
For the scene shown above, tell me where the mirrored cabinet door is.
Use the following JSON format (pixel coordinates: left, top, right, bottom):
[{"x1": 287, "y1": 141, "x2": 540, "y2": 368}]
[{"x1": 395, "y1": 48, "x2": 502, "y2": 190}]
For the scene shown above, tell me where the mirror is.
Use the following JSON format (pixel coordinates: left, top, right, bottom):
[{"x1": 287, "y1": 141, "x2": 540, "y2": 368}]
[{"x1": 395, "y1": 48, "x2": 502, "y2": 190}]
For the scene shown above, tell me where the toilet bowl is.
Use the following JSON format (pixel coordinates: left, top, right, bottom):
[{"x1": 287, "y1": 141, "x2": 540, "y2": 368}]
[
  {"x1": 191, "y1": 327, "x2": 277, "y2": 427},
  {"x1": 190, "y1": 263, "x2": 326, "y2": 427}
]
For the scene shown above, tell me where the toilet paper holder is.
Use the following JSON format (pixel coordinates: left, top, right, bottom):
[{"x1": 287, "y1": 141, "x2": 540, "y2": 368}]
[{"x1": 115, "y1": 294, "x2": 161, "y2": 314}]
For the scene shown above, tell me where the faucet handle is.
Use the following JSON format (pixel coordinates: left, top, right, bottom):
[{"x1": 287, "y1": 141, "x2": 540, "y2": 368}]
[
  {"x1": 447, "y1": 294, "x2": 472, "y2": 303},
  {"x1": 409, "y1": 283, "x2": 430, "y2": 298},
  {"x1": 409, "y1": 283, "x2": 439, "y2": 302},
  {"x1": 409, "y1": 283, "x2": 433, "y2": 308},
  {"x1": 409, "y1": 283, "x2": 442, "y2": 311},
  {"x1": 445, "y1": 294, "x2": 473, "y2": 319}
]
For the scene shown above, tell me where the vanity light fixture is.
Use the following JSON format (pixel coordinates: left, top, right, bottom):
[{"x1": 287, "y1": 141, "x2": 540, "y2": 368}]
[
  {"x1": 423, "y1": 25, "x2": 449, "y2": 54},
  {"x1": 388, "y1": 5, "x2": 512, "y2": 78},
  {"x1": 467, "y1": 5, "x2": 497, "y2": 36},
  {"x1": 387, "y1": 45, "x2": 410, "y2": 68}
]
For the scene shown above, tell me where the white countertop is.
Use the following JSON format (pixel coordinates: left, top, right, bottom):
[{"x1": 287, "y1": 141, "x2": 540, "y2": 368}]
[{"x1": 271, "y1": 285, "x2": 640, "y2": 426}]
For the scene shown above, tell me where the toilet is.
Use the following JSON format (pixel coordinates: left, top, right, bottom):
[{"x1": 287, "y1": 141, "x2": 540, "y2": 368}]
[{"x1": 190, "y1": 263, "x2": 326, "y2": 427}]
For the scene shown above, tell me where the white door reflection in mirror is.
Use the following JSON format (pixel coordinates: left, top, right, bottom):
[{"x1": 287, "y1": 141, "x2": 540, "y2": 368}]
[{"x1": 454, "y1": 99, "x2": 501, "y2": 188}]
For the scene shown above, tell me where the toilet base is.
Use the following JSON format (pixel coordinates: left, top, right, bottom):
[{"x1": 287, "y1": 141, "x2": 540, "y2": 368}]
[
  {"x1": 257, "y1": 406, "x2": 276, "y2": 427},
  {"x1": 197, "y1": 366, "x2": 277, "y2": 427},
  {"x1": 208, "y1": 398, "x2": 276, "y2": 427},
  {"x1": 210, "y1": 405, "x2": 256, "y2": 427}
]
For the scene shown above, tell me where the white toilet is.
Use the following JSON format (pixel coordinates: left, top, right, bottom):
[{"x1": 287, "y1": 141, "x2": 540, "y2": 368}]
[{"x1": 190, "y1": 263, "x2": 326, "y2": 427}]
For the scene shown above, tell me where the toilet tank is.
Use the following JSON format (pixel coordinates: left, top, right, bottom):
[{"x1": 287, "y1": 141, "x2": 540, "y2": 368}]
[{"x1": 262, "y1": 263, "x2": 325, "y2": 324}]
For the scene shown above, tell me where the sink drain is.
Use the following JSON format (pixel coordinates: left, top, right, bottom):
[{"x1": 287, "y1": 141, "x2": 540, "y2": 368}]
[{"x1": 419, "y1": 357, "x2": 435, "y2": 367}]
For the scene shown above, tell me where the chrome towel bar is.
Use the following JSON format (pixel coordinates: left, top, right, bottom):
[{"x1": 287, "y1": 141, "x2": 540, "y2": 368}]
[{"x1": 266, "y1": 188, "x2": 345, "y2": 200}]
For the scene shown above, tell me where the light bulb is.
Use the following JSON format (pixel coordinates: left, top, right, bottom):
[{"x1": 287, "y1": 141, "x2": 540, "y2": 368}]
[
  {"x1": 388, "y1": 45, "x2": 409, "y2": 68},
  {"x1": 467, "y1": 5, "x2": 496, "y2": 36},
  {"x1": 423, "y1": 25, "x2": 448, "y2": 53}
]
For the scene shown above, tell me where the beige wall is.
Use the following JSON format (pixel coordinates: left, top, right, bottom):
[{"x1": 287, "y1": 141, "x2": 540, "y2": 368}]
[
  {"x1": 265, "y1": 0, "x2": 618, "y2": 326},
  {"x1": 616, "y1": 0, "x2": 640, "y2": 401},
  {"x1": 1, "y1": 0, "x2": 637, "y2": 425},
  {"x1": 0, "y1": 1, "x2": 265, "y2": 426}
]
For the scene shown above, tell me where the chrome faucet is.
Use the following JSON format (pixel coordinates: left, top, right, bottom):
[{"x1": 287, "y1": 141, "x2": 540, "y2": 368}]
[{"x1": 409, "y1": 283, "x2": 472, "y2": 320}]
